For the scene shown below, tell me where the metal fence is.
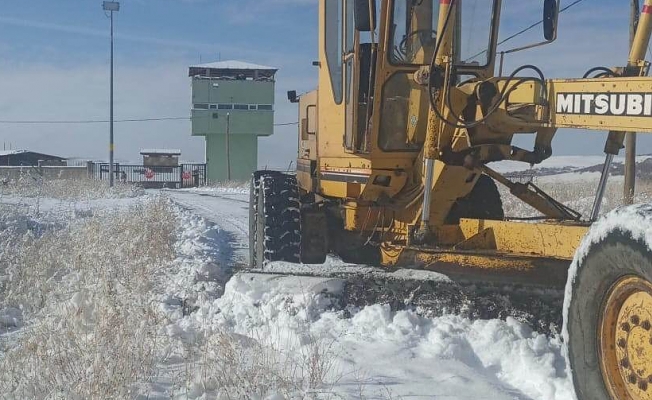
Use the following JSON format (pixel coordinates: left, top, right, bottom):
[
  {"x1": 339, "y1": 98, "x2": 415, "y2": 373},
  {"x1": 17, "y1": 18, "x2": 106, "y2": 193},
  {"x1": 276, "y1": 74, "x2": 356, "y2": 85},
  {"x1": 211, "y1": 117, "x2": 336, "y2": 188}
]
[{"x1": 91, "y1": 163, "x2": 206, "y2": 189}]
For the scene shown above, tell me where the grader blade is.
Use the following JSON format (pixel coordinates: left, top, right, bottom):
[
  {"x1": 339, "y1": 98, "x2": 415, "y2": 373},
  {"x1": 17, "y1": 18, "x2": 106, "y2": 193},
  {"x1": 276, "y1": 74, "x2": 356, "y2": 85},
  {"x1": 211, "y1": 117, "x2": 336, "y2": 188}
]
[{"x1": 242, "y1": 262, "x2": 565, "y2": 335}]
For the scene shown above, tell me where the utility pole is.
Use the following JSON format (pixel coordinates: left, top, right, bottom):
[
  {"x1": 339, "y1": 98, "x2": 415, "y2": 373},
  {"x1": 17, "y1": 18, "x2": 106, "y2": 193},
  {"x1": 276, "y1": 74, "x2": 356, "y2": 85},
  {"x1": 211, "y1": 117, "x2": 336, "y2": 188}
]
[
  {"x1": 624, "y1": 0, "x2": 640, "y2": 205},
  {"x1": 103, "y1": 1, "x2": 120, "y2": 188},
  {"x1": 225, "y1": 112, "x2": 231, "y2": 181}
]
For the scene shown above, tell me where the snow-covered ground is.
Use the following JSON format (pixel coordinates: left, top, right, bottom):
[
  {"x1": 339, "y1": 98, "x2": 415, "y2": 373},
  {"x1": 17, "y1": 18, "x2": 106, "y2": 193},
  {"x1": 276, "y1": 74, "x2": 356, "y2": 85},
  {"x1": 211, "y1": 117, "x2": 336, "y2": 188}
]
[
  {"x1": 164, "y1": 186, "x2": 574, "y2": 399},
  {"x1": 0, "y1": 180, "x2": 576, "y2": 399},
  {"x1": 10, "y1": 160, "x2": 650, "y2": 399}
]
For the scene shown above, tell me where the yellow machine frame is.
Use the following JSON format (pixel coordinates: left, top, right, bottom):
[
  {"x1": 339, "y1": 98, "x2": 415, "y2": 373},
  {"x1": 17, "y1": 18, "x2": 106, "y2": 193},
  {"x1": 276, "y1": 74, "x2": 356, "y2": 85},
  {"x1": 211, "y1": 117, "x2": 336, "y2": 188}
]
[{"x1": 295, "y1": 0, "x2": 652, "y2": 286}]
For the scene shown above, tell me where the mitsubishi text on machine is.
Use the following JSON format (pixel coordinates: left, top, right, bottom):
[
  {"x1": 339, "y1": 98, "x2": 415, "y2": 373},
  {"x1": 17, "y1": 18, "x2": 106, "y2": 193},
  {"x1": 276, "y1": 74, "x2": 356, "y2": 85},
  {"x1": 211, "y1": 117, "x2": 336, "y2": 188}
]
[{"x1": 556, "y1": 93, "x2": 652, "y2": 116}]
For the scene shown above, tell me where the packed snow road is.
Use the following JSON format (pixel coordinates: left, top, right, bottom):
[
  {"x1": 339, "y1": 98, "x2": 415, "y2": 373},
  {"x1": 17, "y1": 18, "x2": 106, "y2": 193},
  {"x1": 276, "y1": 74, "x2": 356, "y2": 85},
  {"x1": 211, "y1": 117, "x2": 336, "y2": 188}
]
[
  {"x1": 166, "y1": 188, "x2": 251, "y2": 265},
  {"x1": 166, "y1": 188, "x2": 574, "y2": 400}
]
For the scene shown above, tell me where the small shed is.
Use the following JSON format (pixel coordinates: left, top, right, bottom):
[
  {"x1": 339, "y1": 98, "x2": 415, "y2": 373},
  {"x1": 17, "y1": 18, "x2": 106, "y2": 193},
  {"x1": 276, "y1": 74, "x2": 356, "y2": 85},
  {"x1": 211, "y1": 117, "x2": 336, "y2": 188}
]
[
  {"x1": 0, "y1": 150, "x2": 67, "y2": 166},
  {"x1": 140, "y1": 149, "x2": 181, "y2": 167}
]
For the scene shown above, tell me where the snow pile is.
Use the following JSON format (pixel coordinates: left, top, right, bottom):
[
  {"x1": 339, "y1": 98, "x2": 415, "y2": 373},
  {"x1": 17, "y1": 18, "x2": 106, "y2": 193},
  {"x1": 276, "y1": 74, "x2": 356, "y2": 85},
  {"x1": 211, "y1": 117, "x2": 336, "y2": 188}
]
[
  {"x1": 566, "y1": 203, "x2": 652, "y2": 279},
  {"x1": 173, "y1": 273, "x2": 573, "y2": 399},
  {"x1": 165, "y1": 185, "x2": 576, "y2": 399},
  {"x1": 181, "y1": 181, "x2": 249, "y2": 195},
  {"x1": 164, "y1": 211, "x2": 231, "y2": 301}
]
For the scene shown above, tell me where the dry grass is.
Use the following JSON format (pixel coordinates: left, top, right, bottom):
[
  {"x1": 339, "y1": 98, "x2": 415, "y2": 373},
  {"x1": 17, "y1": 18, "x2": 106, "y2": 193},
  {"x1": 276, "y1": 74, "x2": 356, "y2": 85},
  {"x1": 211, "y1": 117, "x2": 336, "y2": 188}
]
[
  {"x1": 0, "y1": 180, "x2": 418, "y2": 400},
  {"x1": 500, "y1": 176, "x2": 652, "y2": 219},
  {"x1": 0, "y1": 181, "x2": 350, "y2": 399},
  {"x1": 0, "y1": 198, "x2": 176, "y2": 399},
  {"x1": 0, "y1": 173, "x2": 143, "y2": 200},
  {"x1": 167, "y1": 297, "x2": 348, "y2": 399}
]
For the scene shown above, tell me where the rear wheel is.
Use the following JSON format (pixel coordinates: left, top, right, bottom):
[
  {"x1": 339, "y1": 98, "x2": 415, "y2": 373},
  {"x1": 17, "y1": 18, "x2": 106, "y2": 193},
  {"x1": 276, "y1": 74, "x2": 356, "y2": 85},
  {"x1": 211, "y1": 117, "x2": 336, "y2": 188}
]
[
  {"x1": 249, "y1": 172, "x2": 301, "y2": 268},
  {"x1": 249, "y1": 171, "x2": 272, "y2": 268},
  {"x1": 565, "y1": 226, "x2": 652, "y2": 400},
  {"x1": 446, "y1": 174, "x2": 504, "y2": 224}
]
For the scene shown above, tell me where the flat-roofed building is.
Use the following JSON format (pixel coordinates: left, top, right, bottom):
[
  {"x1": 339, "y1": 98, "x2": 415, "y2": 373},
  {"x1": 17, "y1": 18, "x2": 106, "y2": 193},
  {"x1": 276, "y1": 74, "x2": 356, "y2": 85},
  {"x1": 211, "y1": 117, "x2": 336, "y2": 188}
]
[
  {"x1": 140, "y1": 149, "x2": 181, "y2": 167},
  {"x1": 189, "y1": 60, "x2": 277, "y2": 182}
]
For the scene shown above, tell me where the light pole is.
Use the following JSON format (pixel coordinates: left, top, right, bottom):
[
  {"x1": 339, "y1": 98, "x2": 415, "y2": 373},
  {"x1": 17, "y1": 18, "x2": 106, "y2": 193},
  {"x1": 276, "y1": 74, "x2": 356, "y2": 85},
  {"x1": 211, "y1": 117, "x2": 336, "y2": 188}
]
[
  {"x1": 226, "y1": 112, "x2": 231, "y2": 181},
  {"x1": 624, "y1": 0, "x2": 640, "y2": 205},
  {"x1": 103, "y1": 1, "x2": 119, "y2": 187}
]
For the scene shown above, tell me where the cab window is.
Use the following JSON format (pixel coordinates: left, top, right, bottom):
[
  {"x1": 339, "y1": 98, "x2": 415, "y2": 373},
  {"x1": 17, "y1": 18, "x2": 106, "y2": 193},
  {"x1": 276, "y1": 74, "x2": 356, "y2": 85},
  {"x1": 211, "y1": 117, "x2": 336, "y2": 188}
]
[
  {"x1": 325, "y1": 0, "x2": 344, "y2": 104},
  {"x1": 390, "y1": 0, "x2": 439, "y2": 65}
]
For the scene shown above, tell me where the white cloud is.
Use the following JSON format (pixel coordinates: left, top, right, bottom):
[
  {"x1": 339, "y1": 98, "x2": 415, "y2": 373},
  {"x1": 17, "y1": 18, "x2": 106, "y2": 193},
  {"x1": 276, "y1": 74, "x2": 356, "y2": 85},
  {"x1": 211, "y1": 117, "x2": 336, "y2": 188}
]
[
  {"x1": 0, "y1": 17, "x2": 233, "y2": 59},
  {"x1": 0, "y1": 62, "x2": 201, "y2": 161},
  {"x1": 0, "y1": 58, "x2": 316, "y2": 166}
]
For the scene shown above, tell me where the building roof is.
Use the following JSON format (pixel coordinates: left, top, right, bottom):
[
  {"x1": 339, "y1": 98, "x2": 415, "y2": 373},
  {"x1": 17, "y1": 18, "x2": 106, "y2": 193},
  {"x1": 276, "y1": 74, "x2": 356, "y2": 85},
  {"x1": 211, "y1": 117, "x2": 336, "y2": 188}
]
[
  {"x1": 189, "y1": 60, "x2": 278, "y2": 81},
  {"x1": 0, "y1": 150, "x2": 27, "y2": 157},
  {"x1": 140, "y1": 149, "x2": 182, "y2": 156},
  {"x1": 0, "y1": 150, "x2": 66, "y2": 160},
  {"x1": 189, "y1": 60, "x2": 277, "y2": 71}
]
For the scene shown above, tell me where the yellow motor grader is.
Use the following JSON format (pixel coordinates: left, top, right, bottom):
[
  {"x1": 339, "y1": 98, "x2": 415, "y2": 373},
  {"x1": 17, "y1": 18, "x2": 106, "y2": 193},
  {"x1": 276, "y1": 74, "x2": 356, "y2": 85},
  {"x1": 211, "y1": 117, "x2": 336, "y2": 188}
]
[{"x1": 249, "y1": 0, "x2": 652, "y2": 398}]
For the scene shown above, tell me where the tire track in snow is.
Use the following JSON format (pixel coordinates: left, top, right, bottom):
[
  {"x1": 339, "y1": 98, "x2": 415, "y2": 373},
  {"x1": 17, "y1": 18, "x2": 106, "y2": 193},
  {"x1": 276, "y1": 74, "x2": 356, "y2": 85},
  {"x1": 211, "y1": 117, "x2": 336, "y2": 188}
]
[{"x1": 165, "y1": 190, "x2": 250, "y2": 264}]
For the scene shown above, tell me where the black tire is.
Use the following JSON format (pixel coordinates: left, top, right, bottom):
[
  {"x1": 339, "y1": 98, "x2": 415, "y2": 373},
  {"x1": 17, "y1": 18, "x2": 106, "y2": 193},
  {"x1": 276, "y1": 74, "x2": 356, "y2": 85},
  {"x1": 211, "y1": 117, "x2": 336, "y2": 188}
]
[
  {"x1": 564, "y1": 226, "x2": 652, "y2": 399},
  {"x1": 446, "y1": 174, "x2": 504, "y2": 224},
  {"x1": 299, "y1": 208, "x2": 328, "y2": 265},
  {"x1": 249, "y1": 171, "x2": 275, "y2": 268},
  {"x1": 249, "y1": 172, "x2": 301, "y2": 268}
]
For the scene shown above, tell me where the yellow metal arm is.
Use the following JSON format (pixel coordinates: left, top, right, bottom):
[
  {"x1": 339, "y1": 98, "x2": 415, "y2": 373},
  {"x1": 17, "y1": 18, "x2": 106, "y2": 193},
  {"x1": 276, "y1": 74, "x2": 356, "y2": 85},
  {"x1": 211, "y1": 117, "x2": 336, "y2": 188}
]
[{"x1": 546, "y1": 77, "x2": 652, "y2": 133}]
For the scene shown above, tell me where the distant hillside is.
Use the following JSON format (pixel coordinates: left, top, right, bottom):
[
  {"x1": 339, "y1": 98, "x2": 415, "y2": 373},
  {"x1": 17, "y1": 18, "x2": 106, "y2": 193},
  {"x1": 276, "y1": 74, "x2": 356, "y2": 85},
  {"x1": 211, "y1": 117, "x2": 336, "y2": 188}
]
[{"x1": 502, "y1": 155, "x2": 652, "y2": 181}]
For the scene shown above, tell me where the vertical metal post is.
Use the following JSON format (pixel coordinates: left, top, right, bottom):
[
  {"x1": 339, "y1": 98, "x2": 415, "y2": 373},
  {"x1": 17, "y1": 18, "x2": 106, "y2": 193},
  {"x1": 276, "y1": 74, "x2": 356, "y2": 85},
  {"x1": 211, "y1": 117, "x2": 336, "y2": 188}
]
[
  {"x1": 421, "y1": 159, "x2": 435, "y2": 222},
  {"x1": 417, "y1": 0, "x2": 455, "y2": 240},
  {"x1": 591, "y1": 154, "x2": 614, "y2": 221},
  {"x1": 624, "y1": 0, "x2": 640, "y2": 205},
  {"x1": 625, "y1": 135, "x2": 637, "y2": 205},
  {"x1": 226, "y1": 112, "x2": 231, "y2": 181},
  {"x1": 109, "y1": 10, "x2": 115, "y2": 187}
]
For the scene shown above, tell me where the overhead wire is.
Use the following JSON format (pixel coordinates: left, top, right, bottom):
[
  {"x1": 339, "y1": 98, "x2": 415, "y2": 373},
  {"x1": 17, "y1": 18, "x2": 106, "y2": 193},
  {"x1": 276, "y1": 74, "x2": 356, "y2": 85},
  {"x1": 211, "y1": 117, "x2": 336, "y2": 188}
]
[
  {"x1": 429, "y1": 27, "x2": 549, "y2": 130},
  {"x1": 428, "y1": 0, "x2": 591, "y2": 129},
  {"x1": 0, "y1": 117, "x2": 298, "y2": 126},
  {"x1": 464, "y1": 0, "x2": 588, "y2": 62},
  {"x1": 498, "y1": 0, "x2": 586, "y2": 45},
  {"x1": 0, "y1": 117, "x2": 189, "y2": 124}
]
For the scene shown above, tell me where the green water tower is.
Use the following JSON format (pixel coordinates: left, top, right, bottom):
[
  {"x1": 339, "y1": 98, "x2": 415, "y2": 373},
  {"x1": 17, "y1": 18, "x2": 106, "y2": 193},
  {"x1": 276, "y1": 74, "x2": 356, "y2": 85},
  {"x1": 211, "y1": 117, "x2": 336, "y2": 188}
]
[{"x1": 189, "y1": 61, "x2": 277, "y2": 182}]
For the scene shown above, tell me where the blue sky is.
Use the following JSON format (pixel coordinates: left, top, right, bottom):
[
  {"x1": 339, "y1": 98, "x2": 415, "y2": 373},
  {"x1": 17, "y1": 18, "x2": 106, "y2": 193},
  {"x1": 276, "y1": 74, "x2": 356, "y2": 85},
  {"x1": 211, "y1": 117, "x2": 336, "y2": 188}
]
[
  {"x1": 0, "y1": 0, "x2": 649, "y2": 165},
  {"x1": 0, "y1": 0, "x2": 317, "y2": 65},
  {"x1": 0, "y1": 0, "x2": 318, "y2": 165}
]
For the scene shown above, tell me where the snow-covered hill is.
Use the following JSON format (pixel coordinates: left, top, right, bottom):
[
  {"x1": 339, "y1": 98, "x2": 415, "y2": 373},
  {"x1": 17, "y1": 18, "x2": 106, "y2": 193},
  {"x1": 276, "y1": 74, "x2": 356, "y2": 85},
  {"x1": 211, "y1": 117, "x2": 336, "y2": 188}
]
[{"x1": 494, "y1": 154, "x2": 652, "y2": 179}]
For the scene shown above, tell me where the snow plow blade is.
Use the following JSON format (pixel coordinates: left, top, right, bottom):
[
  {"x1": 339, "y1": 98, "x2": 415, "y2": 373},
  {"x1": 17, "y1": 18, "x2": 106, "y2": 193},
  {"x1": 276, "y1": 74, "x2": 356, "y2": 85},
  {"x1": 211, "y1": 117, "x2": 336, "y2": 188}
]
[
  {"x1": 239, "y1": 263, "x2": 566, "y2": 335},
  {"x1": 391, "y1": 246, "x2": 571, "y2": 288}
]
